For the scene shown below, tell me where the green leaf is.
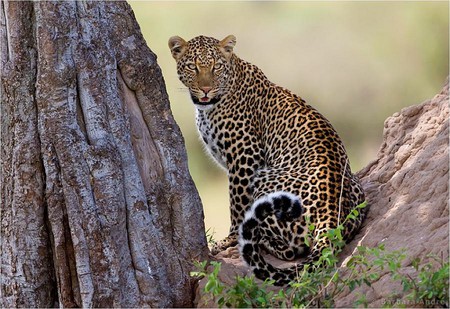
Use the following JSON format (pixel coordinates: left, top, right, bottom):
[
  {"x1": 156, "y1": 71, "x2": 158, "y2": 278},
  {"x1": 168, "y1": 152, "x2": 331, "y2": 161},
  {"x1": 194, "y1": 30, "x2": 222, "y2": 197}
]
[
  {"x1": 356, "y1": 201, "x2": 368, "y2": 209},
  {"x1": 363, "y1": 278, "x2": 372, "y2": 287},
  {"x1": 256, "y1": 296, "x2": 267, "y2": 304},
  {"x1": 304, "y1": 237, "x2": 310, "y2": 248},
  {"x1": 346, "y1": 256, "x2": 356, "y2": 267},
  {"x1": 204, "y1": 279, "x2": 215, "y2": 292},
  {"x1": 357, "y1": 246, "x2": 367, "y2": 254},
  {"x1": 190, "y1": 271, "x2": 204, "y2": 277},
  {"x1": 411, "y1": 257, "x2": 420, "y2": 271}
]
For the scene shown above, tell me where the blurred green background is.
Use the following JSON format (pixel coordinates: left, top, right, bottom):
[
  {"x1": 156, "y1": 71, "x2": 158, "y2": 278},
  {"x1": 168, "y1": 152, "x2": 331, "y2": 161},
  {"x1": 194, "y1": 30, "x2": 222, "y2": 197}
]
[{"x1": 129, "y1": 1, "x2": 449, "y2": 240}]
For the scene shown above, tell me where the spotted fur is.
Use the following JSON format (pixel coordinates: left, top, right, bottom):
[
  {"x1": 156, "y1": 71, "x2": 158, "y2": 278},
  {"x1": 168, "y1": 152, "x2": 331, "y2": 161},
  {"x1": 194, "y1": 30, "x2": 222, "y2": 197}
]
[{"x1": 169, "y1": 35, "x2": 367, "y2": 285}]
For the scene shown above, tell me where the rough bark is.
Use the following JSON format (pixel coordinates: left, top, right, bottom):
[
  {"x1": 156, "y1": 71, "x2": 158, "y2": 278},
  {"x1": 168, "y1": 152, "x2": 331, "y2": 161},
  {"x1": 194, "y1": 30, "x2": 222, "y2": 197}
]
[{"x1": 1, "y1": 1, "x2": 208, "y2": 307}]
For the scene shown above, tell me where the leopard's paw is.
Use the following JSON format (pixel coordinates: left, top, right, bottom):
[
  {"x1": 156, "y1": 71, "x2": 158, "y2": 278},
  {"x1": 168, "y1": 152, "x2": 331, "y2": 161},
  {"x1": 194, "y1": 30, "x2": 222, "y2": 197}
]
[{"x1": 210, "y1": 234, "x2": 238, "y2": 255}]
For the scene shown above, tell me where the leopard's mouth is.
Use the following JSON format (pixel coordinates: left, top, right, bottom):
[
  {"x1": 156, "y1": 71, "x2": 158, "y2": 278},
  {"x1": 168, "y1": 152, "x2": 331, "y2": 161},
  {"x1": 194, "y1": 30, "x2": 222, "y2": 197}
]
[
  {"x1": 190, "y1": 93, "x2": 220, "y2": 106},
  {"x1": 199, "y1": 96, "x2": 211, "y2": 103}
]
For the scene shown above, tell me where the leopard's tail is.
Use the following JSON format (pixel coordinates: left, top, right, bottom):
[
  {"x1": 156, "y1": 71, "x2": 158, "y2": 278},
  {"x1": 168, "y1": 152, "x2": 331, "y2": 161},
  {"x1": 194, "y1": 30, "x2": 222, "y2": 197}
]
[{"x1": 238, "y1": 191, "x2": 304, "y2": 286}]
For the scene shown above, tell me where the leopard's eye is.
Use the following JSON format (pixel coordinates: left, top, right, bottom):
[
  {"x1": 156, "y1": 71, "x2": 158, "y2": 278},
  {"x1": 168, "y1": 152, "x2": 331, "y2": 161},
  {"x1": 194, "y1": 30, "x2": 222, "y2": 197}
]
[
  {"x1": 213, "y1": 63, "x2": 223, "y2": 70},
  {"x1": 186, "y1": 63, "x2": 197, "y2": 70}
]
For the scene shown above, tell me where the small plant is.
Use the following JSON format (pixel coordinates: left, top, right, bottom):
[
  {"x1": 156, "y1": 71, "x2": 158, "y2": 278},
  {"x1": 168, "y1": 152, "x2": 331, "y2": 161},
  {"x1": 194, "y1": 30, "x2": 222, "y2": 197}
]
[
  {"x1": 205, "y1": 227, "x2": 217, "y2": 247},
  {"x1": 379, "y1": 253, "x2": 449, "y2": 308},
  {"x1": 406, "y1": 254, "x2": 449, "y2": 307},
  {"x1": 218, "y1": 275, "x2": 277, "y2": 307}
]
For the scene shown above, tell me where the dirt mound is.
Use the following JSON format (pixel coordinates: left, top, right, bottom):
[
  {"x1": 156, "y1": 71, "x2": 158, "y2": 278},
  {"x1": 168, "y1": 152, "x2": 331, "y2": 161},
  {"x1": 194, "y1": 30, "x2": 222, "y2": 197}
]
[{"x1": 335, "y1": 78, "x2": 449, "y2": 307}]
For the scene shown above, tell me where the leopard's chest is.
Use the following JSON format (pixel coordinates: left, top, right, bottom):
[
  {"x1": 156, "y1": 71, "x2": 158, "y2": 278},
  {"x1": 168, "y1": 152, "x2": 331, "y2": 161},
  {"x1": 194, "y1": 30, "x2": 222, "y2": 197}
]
[
  {"x1": 196, "y1": 110, "x2": 228, "y2": 169},
  {"x1": 195, "y1": 98, "x2": 263, "y2": 171}
]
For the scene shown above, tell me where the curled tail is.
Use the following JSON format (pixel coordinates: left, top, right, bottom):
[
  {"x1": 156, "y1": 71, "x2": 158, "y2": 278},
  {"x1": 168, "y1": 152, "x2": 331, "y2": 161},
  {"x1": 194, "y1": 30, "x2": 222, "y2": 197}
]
[{"x1": 238, "y1": 191, "x2": 304, "y2": 286}]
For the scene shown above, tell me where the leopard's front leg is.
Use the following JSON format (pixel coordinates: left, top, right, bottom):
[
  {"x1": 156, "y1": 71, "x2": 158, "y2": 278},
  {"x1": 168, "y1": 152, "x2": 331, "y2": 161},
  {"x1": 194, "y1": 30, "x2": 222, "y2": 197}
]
[{"x1": 210, "y1": 163, "x2": 256, "y2": 255}]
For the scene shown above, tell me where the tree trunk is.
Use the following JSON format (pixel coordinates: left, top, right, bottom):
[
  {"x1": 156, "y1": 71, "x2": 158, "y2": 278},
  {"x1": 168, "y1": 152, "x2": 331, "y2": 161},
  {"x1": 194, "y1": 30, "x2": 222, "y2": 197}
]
[{"x1": 0, "y1": 1, "x2": 208, "y2": 307}]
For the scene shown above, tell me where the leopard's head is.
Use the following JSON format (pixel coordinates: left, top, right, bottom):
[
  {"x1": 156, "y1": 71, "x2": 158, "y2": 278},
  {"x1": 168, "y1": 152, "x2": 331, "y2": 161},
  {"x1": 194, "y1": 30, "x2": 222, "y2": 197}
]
[{"x1": 168, "y1": 35, "x2": 236, "y2": 110}]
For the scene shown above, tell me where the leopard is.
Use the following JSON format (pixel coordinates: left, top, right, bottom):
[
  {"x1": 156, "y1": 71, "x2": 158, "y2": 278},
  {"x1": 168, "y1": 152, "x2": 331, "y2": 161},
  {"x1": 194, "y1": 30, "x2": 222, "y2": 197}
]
[{"x1": 168, "y1": 34, "x2": 368, "y2": 285}]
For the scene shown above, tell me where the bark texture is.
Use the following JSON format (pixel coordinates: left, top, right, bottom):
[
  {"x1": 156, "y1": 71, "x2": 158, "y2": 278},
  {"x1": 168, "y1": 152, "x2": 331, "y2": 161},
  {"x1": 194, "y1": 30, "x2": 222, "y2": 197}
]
[{"x1": 1, "y1": 1, "x2": 208, "y2": 307}]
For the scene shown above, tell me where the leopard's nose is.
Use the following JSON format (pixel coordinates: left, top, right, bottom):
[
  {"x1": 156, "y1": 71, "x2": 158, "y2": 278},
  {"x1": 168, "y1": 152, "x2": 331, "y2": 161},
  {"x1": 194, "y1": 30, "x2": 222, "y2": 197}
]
[{"x1": 200, "y1": 86, "x2": 212, "y2": 94}]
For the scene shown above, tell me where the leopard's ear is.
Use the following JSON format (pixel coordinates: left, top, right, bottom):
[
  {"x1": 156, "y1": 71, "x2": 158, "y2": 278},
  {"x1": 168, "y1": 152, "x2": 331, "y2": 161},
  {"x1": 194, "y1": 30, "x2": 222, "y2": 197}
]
[
  {"x1": 168, "y1": 36, "x2": 187, "y2": 61},
  {"x1": 219, "y1": 35, "x2": 236, "y2": 60}
]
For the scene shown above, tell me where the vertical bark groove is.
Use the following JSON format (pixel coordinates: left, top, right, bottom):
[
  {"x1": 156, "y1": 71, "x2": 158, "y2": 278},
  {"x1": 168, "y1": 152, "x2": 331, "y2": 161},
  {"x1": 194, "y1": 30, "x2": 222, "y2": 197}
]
[
  {"x1": 1, "y1": 0, "x2": 12, "y2": 63},
  {"x1": 1, "y1": 2, "x2": 55, "y2": 307}
]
